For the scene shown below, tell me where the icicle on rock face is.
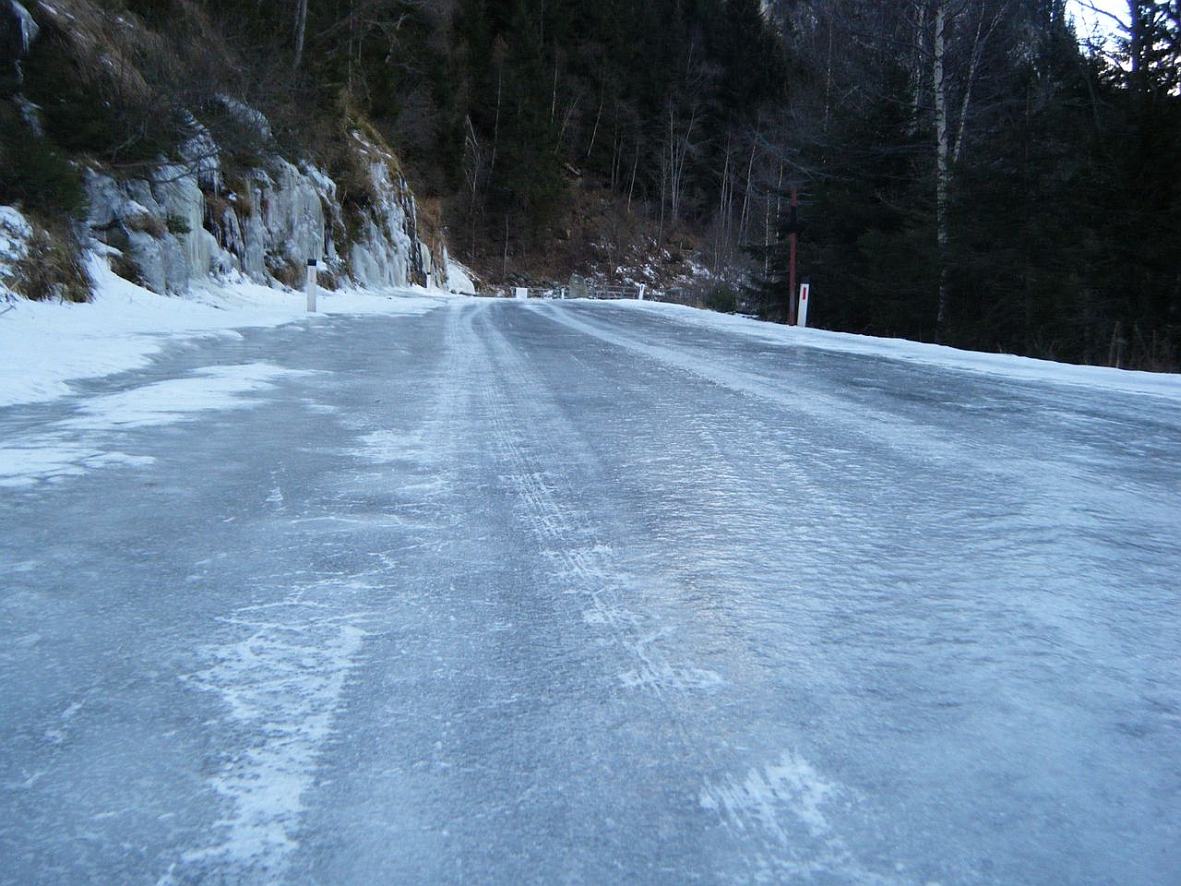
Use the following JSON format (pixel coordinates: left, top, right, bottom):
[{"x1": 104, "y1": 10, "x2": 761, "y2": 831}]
[
  {"x1": 86, "y1": 169, "x2": 218, "y2": 295},
  {"x1": 80, "y1": 98, "x2": 454, "y2": 295},
  {"x1": 0, "y1": 206, "x2": 33, "y2": 297},
  {"x1": 345, "y1": 134, "x2": 422, "y2": 290},
  {"x1": 1, "y1": 1, "x2": 39, "y2": 92},
  {"x1": 261, "y1": 159, "x2": 333, "y2": 283}
]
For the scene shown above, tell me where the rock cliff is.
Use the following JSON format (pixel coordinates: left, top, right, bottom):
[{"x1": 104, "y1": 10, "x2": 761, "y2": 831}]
[{"x1": 1, "y1": 0, "x2": 471, "y2": 301}]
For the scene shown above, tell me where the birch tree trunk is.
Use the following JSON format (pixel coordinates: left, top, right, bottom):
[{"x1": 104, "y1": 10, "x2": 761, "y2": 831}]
[
  {"x1": 664, "y1": 99, "x2": 698, "y2": 230},
  {"x1": 293, "y1": 0, "x2": 309, "y2": 69},
  {"x1": 934, "y1": 0, "x2": 951, "y2": 337},
  {"x1": 954, "y1": 0, "x2": 1010, "y2": 166},
  {"x1": 911, "y1": 1, "x2": 928, "y2": 130},
  {"x1": 739, "y1": 134, "x2": 757, "y2": 246}
]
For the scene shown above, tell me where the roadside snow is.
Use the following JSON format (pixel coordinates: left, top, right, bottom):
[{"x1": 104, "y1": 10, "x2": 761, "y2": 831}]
[
  {"x1": 608, "y1": 299, "x2": 1181, "y2": 402},
  {"x1": 4, "y1": 256, "x2": 1179, "y2": 415},
  {"x1": 0, "y1": 205, "x2": 32, "y2": 277},
  {"x1": 0, "y1": 255, "x2": 453, "y2": 409}
]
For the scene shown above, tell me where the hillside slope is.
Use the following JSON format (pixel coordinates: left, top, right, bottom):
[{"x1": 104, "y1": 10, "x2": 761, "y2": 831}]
[{"x1": 0, "y1": 0, "x2": 469, "y2": 302}]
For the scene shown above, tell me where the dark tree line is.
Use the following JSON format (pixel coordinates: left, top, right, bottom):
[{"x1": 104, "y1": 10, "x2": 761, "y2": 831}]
[
  {"x1": 447, "y1": 0, "x2": 793, "y2": 256},
  {"x1": 753, "y1": 0, "x2": 1180, "y2": 368},
  {"x1": 161, "y1": 0, "x2": 790, "y2": 265}
]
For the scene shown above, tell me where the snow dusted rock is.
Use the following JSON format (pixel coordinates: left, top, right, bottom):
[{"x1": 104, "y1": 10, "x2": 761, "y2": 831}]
[
  {"x1": 86, "y1": 118, "x2": 228, "y2": 292},
  {"x1": 259, "y1": 158, "x2": 334, "y2": 282},
  {"x1": 0, "y1": 205, "x2": 32, "y2": 297},
  {"x1": 206, "y1": 186, "x2": 263, "y2": 280},
  {"x1": 0, "y1": 203, "x2": 90, "y2": 302},
  {"x1": 86, "y1": 169, "x2": 213, "y2": 295},
  {"x1": 156, "y1": 165, "x2": 221, "y2": 283},
  {"x1": 83, "y1": 102, "x2": 460, "y2": 296},
  {"x1": 86, "y1": 153, "x2": 332, "y2": 294},
  {"x1": 345, "y1": 130, "x2": 422, "y2": 289}
]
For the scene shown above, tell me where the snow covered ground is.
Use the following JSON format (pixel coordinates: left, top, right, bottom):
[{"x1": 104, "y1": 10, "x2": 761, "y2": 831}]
[
  {"x1": 0, "y1": 257, "x2": 449, "y2": 410},
  {"x1": 2, "y1": 271, "x2": 1180, "y2": 885},
  {"x1": 608, "y1": 299, "x2": 1181, "y2": 403},
  {"x1": 5, "y1": 262, "x2": 1179, "y2": 415}
]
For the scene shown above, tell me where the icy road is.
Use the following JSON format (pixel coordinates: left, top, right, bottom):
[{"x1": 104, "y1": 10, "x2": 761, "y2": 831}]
[{"x1": 2, "y1": 298, "x2": 1179, "y2": 885}]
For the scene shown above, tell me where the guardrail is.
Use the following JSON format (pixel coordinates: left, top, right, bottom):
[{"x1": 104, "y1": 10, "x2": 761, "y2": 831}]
[{"x1": 504, "y1": 284, "x2": 685, "y2": 302}]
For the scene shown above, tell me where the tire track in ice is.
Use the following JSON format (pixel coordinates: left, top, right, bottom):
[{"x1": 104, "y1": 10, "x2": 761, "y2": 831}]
[
  {"x1": 163, "y1": 307, "x2": 485, "y2": 884},
  {"x1": 469, "y1": 304, "x2": 725, "y2": 698},
  {"x1": 531, "y1": 302, "x2": 868, "y2": 534},
  {"x1": 531, "y1": 302, "x2": 965, "y2": 465},
  {"x1": 514, "y1": 303, "x2": 914, "y2": 885}
]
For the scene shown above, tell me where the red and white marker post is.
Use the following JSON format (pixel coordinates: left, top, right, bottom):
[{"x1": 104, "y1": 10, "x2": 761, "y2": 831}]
[{"x1": 797, "y1": 281, "x2": 811, "y2": 328}]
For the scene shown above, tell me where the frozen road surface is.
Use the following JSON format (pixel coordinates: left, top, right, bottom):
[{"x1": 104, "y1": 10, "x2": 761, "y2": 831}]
[{"x1": 2, "y1": 298, "x2": 1179, "y2": 885}]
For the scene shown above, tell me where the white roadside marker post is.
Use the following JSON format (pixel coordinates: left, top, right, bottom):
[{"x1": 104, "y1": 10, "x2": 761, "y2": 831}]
[
  {"x1": 306, "y1": 258, "x2": 318, "y2": 312},
  {"x1": 797, "y1": 281, "x2": 811, "y2": 328},
  {"x1": 637, "y1": 284, "x2": 646, "y2": 301}
]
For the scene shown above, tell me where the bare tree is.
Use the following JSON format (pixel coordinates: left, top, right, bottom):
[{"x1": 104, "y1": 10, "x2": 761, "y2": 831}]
[
  {"x1": 934, "y1": 0, "x2": 950, "y2": 333},
  {"x1": 293, "y1": 0, "x2": 308, "y2": 69}
]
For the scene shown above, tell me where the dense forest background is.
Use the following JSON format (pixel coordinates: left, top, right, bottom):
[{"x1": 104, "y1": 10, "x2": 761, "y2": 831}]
[{"x1": 2, "y1": 0, "x2": 1178, "y2": 368}]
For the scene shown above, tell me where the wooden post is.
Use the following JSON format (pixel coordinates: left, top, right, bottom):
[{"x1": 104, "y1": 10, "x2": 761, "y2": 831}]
[{"x1": 788, "y1": 186, "x2": 798, "y2": 326}]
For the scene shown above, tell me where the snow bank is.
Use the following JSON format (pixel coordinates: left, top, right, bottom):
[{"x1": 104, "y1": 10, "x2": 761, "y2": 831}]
[
  {"x1": 609, "y1": 300, "x2": 1181, "y2": 402},
  {"x1": 6, "y1": 258, "x2": 1177, "y2": 417},
  {"x1": 0, "y1": 204, "x2": 32, "y2": 289},
  {"x1": 0, "y1": 253, "x2": 453, "y2": 409}
]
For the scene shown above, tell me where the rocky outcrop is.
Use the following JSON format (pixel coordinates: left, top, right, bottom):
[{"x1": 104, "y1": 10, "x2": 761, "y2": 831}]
[
  {"x1": 345, "y1": 130, "x2": 423, "y2": 291},
  {"x1": 3, "y1": 0, "x2": 472, "y2": 300},
  {"x1": 84, "y1": 105, "x2": 463, "y2": 296}
]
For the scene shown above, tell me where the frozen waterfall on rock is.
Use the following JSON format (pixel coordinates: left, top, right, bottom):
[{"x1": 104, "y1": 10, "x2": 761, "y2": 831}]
[{"x1": 84, "y1": 107, "x2": 465, "y2": 296}]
